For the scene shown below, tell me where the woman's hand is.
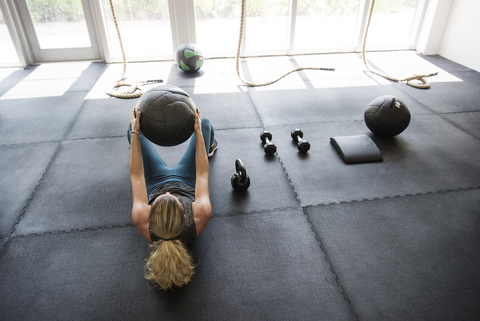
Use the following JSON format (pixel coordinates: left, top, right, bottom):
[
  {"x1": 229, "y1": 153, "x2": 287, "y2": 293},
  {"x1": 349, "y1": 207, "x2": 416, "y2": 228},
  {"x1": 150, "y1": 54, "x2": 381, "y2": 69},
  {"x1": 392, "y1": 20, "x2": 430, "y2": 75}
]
[
  {"x1": 131, "y1": 107, "x2": 141, "y2": 131},
  {"x1": 194, "y1": 108, "x2": 202, "y2": 133}
]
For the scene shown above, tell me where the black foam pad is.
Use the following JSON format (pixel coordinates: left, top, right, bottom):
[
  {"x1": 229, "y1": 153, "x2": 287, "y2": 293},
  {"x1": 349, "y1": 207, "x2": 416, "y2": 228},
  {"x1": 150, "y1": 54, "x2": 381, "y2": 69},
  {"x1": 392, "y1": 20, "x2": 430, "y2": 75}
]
[{"x1": 330, "y1": 135, "x2": 383, "y2": 164}]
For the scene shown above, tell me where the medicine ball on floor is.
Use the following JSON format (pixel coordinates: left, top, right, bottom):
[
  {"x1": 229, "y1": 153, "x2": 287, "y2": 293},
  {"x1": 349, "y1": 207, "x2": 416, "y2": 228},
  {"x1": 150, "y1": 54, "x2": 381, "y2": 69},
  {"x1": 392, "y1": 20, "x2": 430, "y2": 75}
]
[
  {"x1": 135, "y1": 85, "x2": 196, "y2": 146},
  {"x1": 175, "y1": 43, "x2": 204, "y2": 73},
  {"x1": 364, "y1": 95, "x2": 411, "y2": 137}
]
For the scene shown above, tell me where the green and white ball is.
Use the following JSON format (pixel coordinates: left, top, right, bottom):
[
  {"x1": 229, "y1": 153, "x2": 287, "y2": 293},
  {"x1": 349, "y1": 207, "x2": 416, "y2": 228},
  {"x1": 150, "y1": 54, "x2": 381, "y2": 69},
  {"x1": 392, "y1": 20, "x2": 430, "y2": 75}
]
[{"x1": 175, "y1": 43, "x2": 204, "y2": 73}]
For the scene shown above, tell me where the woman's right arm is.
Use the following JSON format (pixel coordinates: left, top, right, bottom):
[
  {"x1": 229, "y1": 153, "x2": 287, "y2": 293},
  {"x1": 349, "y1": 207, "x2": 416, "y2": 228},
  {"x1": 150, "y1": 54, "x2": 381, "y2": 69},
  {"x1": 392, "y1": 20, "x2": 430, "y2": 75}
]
[{"x1": 129, "y1": 107, "x2": 152, "y2": 242}]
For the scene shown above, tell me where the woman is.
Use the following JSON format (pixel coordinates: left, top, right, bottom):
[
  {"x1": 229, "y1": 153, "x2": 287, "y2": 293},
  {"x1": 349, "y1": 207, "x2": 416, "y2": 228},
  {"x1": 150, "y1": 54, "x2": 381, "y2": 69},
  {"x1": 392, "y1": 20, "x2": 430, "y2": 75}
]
[{"x1": 128, "y1": 106, "x2": 217, "y2": 290}]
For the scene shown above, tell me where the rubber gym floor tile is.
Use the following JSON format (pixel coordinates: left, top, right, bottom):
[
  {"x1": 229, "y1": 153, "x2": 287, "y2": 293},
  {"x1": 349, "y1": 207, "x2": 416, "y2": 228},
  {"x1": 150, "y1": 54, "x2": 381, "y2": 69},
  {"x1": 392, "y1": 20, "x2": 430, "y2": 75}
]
[
  {"x1": 394, "y1": 71, "x2": 480, "y2": 114},
  {"x1": 272, "y1": 114, "x2": 480, "y2": 206},
  {"x1": 0, "y1": 65, "x2": 38, "y2": 97},
  {"x1": 72, "y1": 89, "x2": 258, "y2": 141},
  {"x1": 0, "y1": 142, "x2": 58, "y2": 239},
  {"x1": 98, "y1": 58, "x2": 241, "y2": 90},
  {"x1": 0, "y1": 93, "x2": 86, "y2": 145},
  {"x1": 87, "y1": 62, "x2": 170, "y2": 97},
  {"x1": 0, "y1": 208, "x2": 356, "y2": 320},
  {"x1": 165, "y1": 58, "x2": 242, "y2": 87},
  {"x1": 442, "y1": 111, "x2": 480, "y2": 139},
  {"x1": 12, "y1": 138, "x2": 133, "y2": 236},
  {"x1": 0, "y1": 237, "x2": 7, "y2": 250},
  {"x1": 67, "y1": 97, "x2": 139, "y2": 140},
  {"x1": 417, "y1": 54, "x2": 474, "y2": 73},
  {"x1": 189, "y1": 207, "x2": 356, "y2": 320},
  {"x1": 207, "y1": 128, "x2": 300, "y2": 215},
  {"x1": 237, "y1": 56, "x2": 314, "y2": 87},
  {"x1": 0, "y1": 227, "x2": 149, "y2": 321},
  {"x1": 0, "y1": 62, "x2": 104, "y2": 100},
  {"x1": 247, "y1": 53, "x2": 384, "y2": 90},
  {"x1": 363, "y1": 51, "x2": 450, "y2": 76},
  {"x1": 249, "y1": 85, "x2": 432, "y2": 128},
  {"x1": 182, "y1": 89, "x2": 262, "y2": 130},
  {"x1": 64, "y1": 62, "x2": 108, "y2": 93},
  {"x1": 304, "y1": 189, "x2": 480, "y2": 320}
]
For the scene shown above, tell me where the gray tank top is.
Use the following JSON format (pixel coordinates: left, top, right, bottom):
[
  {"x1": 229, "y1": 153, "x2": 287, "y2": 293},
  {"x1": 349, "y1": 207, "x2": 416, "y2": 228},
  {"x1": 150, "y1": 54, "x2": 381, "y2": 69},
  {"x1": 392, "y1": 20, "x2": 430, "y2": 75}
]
[{"x1": 148, "y1": 182, "x2": 197, "y2": 251}]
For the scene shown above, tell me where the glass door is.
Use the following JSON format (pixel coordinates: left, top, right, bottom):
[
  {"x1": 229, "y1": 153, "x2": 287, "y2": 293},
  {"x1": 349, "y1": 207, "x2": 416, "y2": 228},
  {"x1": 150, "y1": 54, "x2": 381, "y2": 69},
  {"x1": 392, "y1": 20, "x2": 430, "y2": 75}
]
[
  {"x1": 15, "y1": 0, "x2": 100, "y2": 62},
  {"x1": 0, "y1": 2, "x2": 21, "y2": 66}
]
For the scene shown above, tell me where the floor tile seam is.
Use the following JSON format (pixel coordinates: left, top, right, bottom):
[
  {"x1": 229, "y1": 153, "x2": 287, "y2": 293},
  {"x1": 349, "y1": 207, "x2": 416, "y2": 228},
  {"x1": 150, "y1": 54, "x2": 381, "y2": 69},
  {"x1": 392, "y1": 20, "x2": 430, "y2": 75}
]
[
  {"x1": 245, "y1": 87, "x2": 265, "y2": 128},
  {"x1": 8, "y1": 100, "x2": 89, "y2": 240},
  {"x1": 8, "y1": 223, "x2": 136, "y2": 240},
  {"x1": 307, "y1": 185, "x2": 480, "y2": 208},
  {"x1": 242, "y1": 84, "x2": 304, "y2": 206},
  {"x1": 438, "y1": 112, "x2": 480, "y2": 141},
  {"x1": 438, "y1": 110, "x2": 480, "y2": 139},
  {"x1": 448, "y1": 69, "x2": 480, "y2": 74},
  {"x1": 5, "y1": 204, "x2": 305, "y2": 243},
  {"x1": 8, "y1": 142, "x2": 63, "y2": 240},
  {"x1": 370, "y1": 78, "x2": 480, "y2": 140},
  {"x1": 441, "y1": 110, "x2": 480, "y2": 115},
  {"x1": 275, "y1": 152, "x2": 302, "y2": 203},
  {"x1": 1, "y1": 127, "x2": 273, "y2": 147},
  {"x1": 392, "y1": 81, "x2": 443, "y2": 115},
  {"x1": 66, "y1": 127, "x2": 264, "y2": 139},
  {"x1": 263, "y1": 113, "x2": 457, "y2": 128},
  {"x1": 301, "y1": 206, "x2": 360, "y2": 321},
  {"x1": 212, "y1": 205, "x2": 303, "y2": 219},
  {"x1": 64, "y1": 98, "x2": 87, "y2": 138},
  {"x1": 0, "y1": 136, "x2": 125, "y2": 147}
]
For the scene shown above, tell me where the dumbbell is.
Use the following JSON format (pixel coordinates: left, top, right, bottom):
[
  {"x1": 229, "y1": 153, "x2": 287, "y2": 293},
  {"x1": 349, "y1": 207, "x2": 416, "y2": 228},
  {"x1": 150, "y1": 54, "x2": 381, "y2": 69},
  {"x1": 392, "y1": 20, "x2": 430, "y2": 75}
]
[
  {"x1": 231, "y1": 159, "x2": 250, "y2": 192},
  {"x1": 260, "y1": 131, "x2": 277, "y2": 155},
  {"x1": 291, "y1": 129, "x2": 310, "y2": 153}
]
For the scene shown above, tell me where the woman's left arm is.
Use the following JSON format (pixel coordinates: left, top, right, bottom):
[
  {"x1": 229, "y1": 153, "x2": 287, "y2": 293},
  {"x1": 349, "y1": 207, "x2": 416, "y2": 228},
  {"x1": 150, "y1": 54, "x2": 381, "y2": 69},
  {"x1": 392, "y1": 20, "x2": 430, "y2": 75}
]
[{"x1": 192, "y1": 108, "x2": 212, "y2": 236}]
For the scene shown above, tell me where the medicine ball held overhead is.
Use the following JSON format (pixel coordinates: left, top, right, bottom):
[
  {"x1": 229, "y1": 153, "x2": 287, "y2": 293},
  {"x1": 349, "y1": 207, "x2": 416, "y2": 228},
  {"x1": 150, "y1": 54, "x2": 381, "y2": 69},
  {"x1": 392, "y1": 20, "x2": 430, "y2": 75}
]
[
  {"x1": 135, "y1": 85, "x2": 196, "y2": 146},
  {"x1": 364, "y1": 95, "x2": 411, "y2": 137},
  {"x1": 175, "y1": 43, "x2": 204, "y2": 73}
]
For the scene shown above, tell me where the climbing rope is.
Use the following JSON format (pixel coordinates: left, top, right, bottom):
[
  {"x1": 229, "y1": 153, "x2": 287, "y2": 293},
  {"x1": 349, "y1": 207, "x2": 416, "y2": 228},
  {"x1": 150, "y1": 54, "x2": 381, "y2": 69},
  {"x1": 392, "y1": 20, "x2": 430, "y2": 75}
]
[
  {"x1": 106, "y1": 0, "x2": 162, "y2": 98},
  {"x1": 235, "y1": 0, "x2": 335, "y2": 87},
  {"x1": 362, "y1": 0, "x2": 438, "y2": 89}
]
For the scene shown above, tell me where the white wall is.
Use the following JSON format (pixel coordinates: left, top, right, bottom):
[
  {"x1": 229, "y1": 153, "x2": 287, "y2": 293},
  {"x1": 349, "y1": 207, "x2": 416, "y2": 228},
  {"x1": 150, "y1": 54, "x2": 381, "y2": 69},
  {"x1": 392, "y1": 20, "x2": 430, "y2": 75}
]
[
  {"x1": 438, "y1": 0, "x2": 480, "y2": 71},
  {"x1": 416, "y1": 0, "x2": 453, "y2": 55}
]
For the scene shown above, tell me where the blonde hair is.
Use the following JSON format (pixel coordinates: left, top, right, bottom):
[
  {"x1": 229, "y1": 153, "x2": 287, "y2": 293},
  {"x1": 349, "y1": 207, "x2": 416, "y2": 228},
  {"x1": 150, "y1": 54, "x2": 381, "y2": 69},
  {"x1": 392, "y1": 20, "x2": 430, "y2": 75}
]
[{"x1": 144, "y1": 195, "x2": 194, "y2": 290}]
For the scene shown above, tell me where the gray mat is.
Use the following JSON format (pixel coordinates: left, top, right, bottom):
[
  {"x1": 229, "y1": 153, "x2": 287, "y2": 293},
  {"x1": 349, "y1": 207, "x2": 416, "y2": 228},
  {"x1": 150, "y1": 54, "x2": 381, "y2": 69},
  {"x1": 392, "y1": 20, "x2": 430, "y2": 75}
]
[
  {"x1": 0, "y1": 65, "x2": 38, "y2": 96},
  {"x1": 0, "y1": 94, "x2": 86, "y2": 145},
  {"x1": 397, "y1": 71, "x2": 480, "y2": 114},
  {"x1": 249, "y1": 86, "x2": 432, "y2": 127},
  {"x1": 0, "y1": 143, "x2": 59, "y2": 238},
  {"x1": 442, "y1": 111, "x2": 480, "y2": 139},
  {"x1": 1, "y1": 208, "x2": 355, "y2": 321},
  {"x1": 418, "y1": 54, "x2": 473, "y2": 73},
  {"x1": 183, "y1": 89, "x2": 262, "y2": 130},
  {"x1": 65, "y1": 62, "x2": 108, "y2": 93},
  {"x1": 12, "y1": 138, "x2": 132, "y2": 236},
  {"x1": 305, "y1": 188, "x2": 480, "y2": 320},
  {"x1": 67, "y1": 97, "x2": 138, "y2": 140},
  {"x1": 208, "y1": 127, "x2": 300, "y2": 215},
  {"x1": 271, "y1": 115, "x2": 480, "y2": 206},
  {"x1": 1, "y1": 53, "x2": 479, "y2": 320}
]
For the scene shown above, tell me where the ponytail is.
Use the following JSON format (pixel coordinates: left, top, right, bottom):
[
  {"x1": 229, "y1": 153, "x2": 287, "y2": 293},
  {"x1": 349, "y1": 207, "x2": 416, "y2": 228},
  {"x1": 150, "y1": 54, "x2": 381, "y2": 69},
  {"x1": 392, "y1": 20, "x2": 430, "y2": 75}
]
[
  {"x1": 145, "y1": 195, "x2": 194, "y2": 290},
  {"x1": 145, "y1": 240, "x2": 194, "y2": 290}
]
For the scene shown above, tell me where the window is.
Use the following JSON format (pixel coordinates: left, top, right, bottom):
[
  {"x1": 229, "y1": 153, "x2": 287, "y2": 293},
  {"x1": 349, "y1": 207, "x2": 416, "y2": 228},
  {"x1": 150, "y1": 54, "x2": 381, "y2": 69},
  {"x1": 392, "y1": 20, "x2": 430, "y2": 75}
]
[
  {"x1": 0, "y1": 7, "x2": 20, "y2": 65},
  {"x1": 101, "y1": 0, "x2": 173, "y2": 61},
  {"x1": 26, "y1": 0, "x2": 91, "y2": 49},
  {"x1": 193, "y1": 0, "x2": 423, "y2": 57},
  {"x1": 194, "y1": 0, "x2": 240, "y2": 57},
  {"x1": 366, "y1": 0, "x2": 419, "y2": 48},
  {"x1": 294, "y1": 0, "x2": 361, "y2": 51},
  {"x1": 0, "y1": 0, "x2": 427, "y2": 66}
]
